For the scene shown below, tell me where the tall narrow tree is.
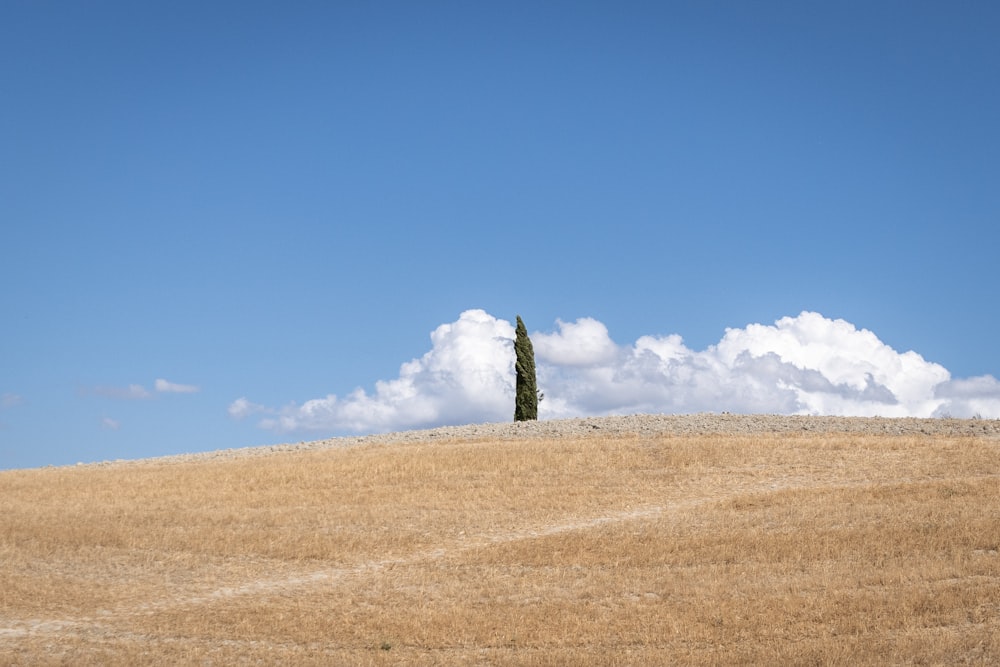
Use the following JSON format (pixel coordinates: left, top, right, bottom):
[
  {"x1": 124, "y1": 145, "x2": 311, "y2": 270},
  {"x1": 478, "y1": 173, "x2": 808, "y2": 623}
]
[{"x1": 514, "y1": 315, "x2": 538, "y2": 421}]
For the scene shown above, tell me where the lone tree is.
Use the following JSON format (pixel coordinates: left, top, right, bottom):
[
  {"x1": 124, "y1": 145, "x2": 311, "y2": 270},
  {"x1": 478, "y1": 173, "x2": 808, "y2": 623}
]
[{"x1": 514, "y1": 315, "x2": 538, "y2": 421}]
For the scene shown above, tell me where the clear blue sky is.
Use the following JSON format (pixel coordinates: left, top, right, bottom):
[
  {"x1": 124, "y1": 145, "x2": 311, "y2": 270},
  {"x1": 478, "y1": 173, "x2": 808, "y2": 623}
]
[{"x1": 3, "y1": 2, "x2": 999, "y2": 469}]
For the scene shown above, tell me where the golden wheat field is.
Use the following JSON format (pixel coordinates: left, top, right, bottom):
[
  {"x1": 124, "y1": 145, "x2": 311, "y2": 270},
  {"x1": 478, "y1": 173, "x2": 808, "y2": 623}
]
[{"x1": 2, "y1": 425, "x2": 999, "y2": 665}]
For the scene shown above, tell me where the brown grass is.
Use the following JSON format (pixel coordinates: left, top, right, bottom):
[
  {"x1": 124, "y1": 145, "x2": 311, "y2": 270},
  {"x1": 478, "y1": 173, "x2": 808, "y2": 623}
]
[{"x1": 1, "y1": 432, "x2": 998, "y2": 665}]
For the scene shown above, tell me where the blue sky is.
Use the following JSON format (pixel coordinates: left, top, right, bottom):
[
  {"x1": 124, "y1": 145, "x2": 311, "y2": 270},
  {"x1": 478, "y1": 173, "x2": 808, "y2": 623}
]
[{"x1": 2, "y1": 2, "x2": 999, "y2": 469}]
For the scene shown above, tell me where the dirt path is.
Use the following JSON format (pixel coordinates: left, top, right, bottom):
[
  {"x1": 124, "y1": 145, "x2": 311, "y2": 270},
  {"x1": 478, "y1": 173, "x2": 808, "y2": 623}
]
[{"x1": 3, "y1": 468, "x2": 966, "y2": 644}]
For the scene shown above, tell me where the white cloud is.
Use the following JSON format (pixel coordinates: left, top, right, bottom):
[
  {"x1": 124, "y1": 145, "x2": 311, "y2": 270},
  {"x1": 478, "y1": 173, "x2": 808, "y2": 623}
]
[
  {"x1": 155, "y1": 378, "x2": 200, "y2": 394},
  {"x1": 233, "y1": 310, "x2": 1000, "y2": 435},
  {"x1": 228, "y1": 397, "x2": 269, "y2": 419},
  {"x1": 100, "y1": 417, "x2": 121, "y2": 431},
  {"x1": 89, "y1": 379, "x2": 199, "y2": 400},
  {"x1": 1, "y1": 393, "x2": 22, "y2": 409},
  {"x1": 93, "y1": 384, "x2": 152, "y2": 400},
  {"x1": 239, "y1": 309, "x2": 515, "y2": 433},
  {"x1": 533, "y1": 318, "x2": 618, "y2": 367},
  {"x1": 932, "y1": 375, "x2": 1000, "y2": 418}
]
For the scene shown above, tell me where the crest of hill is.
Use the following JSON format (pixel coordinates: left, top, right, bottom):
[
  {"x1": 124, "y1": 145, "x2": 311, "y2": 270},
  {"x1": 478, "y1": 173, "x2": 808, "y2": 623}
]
[{"x1": 77, "y1": 413, "x2": 1000, "y2": 469}]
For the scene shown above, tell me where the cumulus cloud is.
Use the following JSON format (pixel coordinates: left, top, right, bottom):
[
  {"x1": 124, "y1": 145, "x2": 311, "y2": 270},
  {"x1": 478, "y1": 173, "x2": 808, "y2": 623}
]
[
  {"x1": 232, "y1": 309, "x2": 1000, "y2": 435},
  {"x1": 155, "y1": 378, "x2": 200, "y2": 394},
  {"x1": 532, "y1": 318, "x2": 618, "y2": 366},
  {"x1": 230, "y1": 309, "x2": 515, "y2": 433},
  {"x1": 932, "y1": 375, "x2": 1000, "y2": 418},
  {"x1": 536, "y1": 311, "x2": 952, "y2": 419}
]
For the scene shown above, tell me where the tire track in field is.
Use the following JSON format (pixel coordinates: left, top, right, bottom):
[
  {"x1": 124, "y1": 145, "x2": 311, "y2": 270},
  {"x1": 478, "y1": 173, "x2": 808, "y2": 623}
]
[
  {"x1": 5, "y1": 471, "x2": 997, "y2": 644},
  {"x1": 0, "y1": 474, "x2": 848, "y2": 642},
  {"x1": 129, "y1": 500, "x2": 683, "y2": 610}
]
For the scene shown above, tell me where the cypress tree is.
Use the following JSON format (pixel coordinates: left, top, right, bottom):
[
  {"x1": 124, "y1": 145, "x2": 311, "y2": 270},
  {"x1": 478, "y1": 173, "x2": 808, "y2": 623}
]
[{"x1": 514, "y1": 315, "x2": 538, "y2": 421}]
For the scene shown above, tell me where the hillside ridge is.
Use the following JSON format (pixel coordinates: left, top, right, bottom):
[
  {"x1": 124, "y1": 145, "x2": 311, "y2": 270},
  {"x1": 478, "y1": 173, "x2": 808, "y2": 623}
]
[{"x1": 77, "y1": 413, "x2": 1000, "y2": 469}]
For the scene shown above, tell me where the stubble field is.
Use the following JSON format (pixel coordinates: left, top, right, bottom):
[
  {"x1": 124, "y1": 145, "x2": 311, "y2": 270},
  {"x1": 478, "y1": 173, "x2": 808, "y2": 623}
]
[{"x1": 2, "y1": 416, "x2": 999, "y2": 665}]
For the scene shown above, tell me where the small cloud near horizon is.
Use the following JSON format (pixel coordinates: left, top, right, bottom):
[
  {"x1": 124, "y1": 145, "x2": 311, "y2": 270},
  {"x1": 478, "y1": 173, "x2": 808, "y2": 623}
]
[
  {"x1": 1, "y1": 393, "x2": 23, "y2": 409},
  {"x1": 88, "y1": 379, "x2": 200, "y2": 399},
  {"x1": 100, "y1": 417, "x2": 121, "y2": 431},
  {"x1": 228, "y1": 397, "x2": 269, "y2": 420},
  {"x1": 91, "y1": 384, "x2": 152, "y2": 400},
  {"x1": 155, "y1": 378, "x2": 200, "y2": 394},
  {"x1": 229, "y1": 310, "x2": 1000, "y2": 435}
]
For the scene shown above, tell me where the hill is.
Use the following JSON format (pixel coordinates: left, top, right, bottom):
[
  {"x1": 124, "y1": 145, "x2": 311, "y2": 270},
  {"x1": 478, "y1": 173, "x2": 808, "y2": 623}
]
[{"x1": 2, "y1": 415, "x2": 998, "y2": 665}]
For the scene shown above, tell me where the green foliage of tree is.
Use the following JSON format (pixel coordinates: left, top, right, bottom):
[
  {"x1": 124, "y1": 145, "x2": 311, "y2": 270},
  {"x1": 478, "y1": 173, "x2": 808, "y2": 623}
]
[{"x1": 514, "y1": 315, "x2": 538, "y2": 421}]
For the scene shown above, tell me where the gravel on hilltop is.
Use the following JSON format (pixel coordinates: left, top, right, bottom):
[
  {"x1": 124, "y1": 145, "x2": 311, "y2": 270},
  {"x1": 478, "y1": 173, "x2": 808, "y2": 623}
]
[{"x1": 81, "y1": 413, "x2": 1000, "y2": 468}]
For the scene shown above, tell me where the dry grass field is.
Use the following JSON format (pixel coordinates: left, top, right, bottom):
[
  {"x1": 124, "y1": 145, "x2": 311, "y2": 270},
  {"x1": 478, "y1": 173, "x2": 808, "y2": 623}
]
[{"x1": 2, "y1": 428, "x2": 999, "y2": 665}]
